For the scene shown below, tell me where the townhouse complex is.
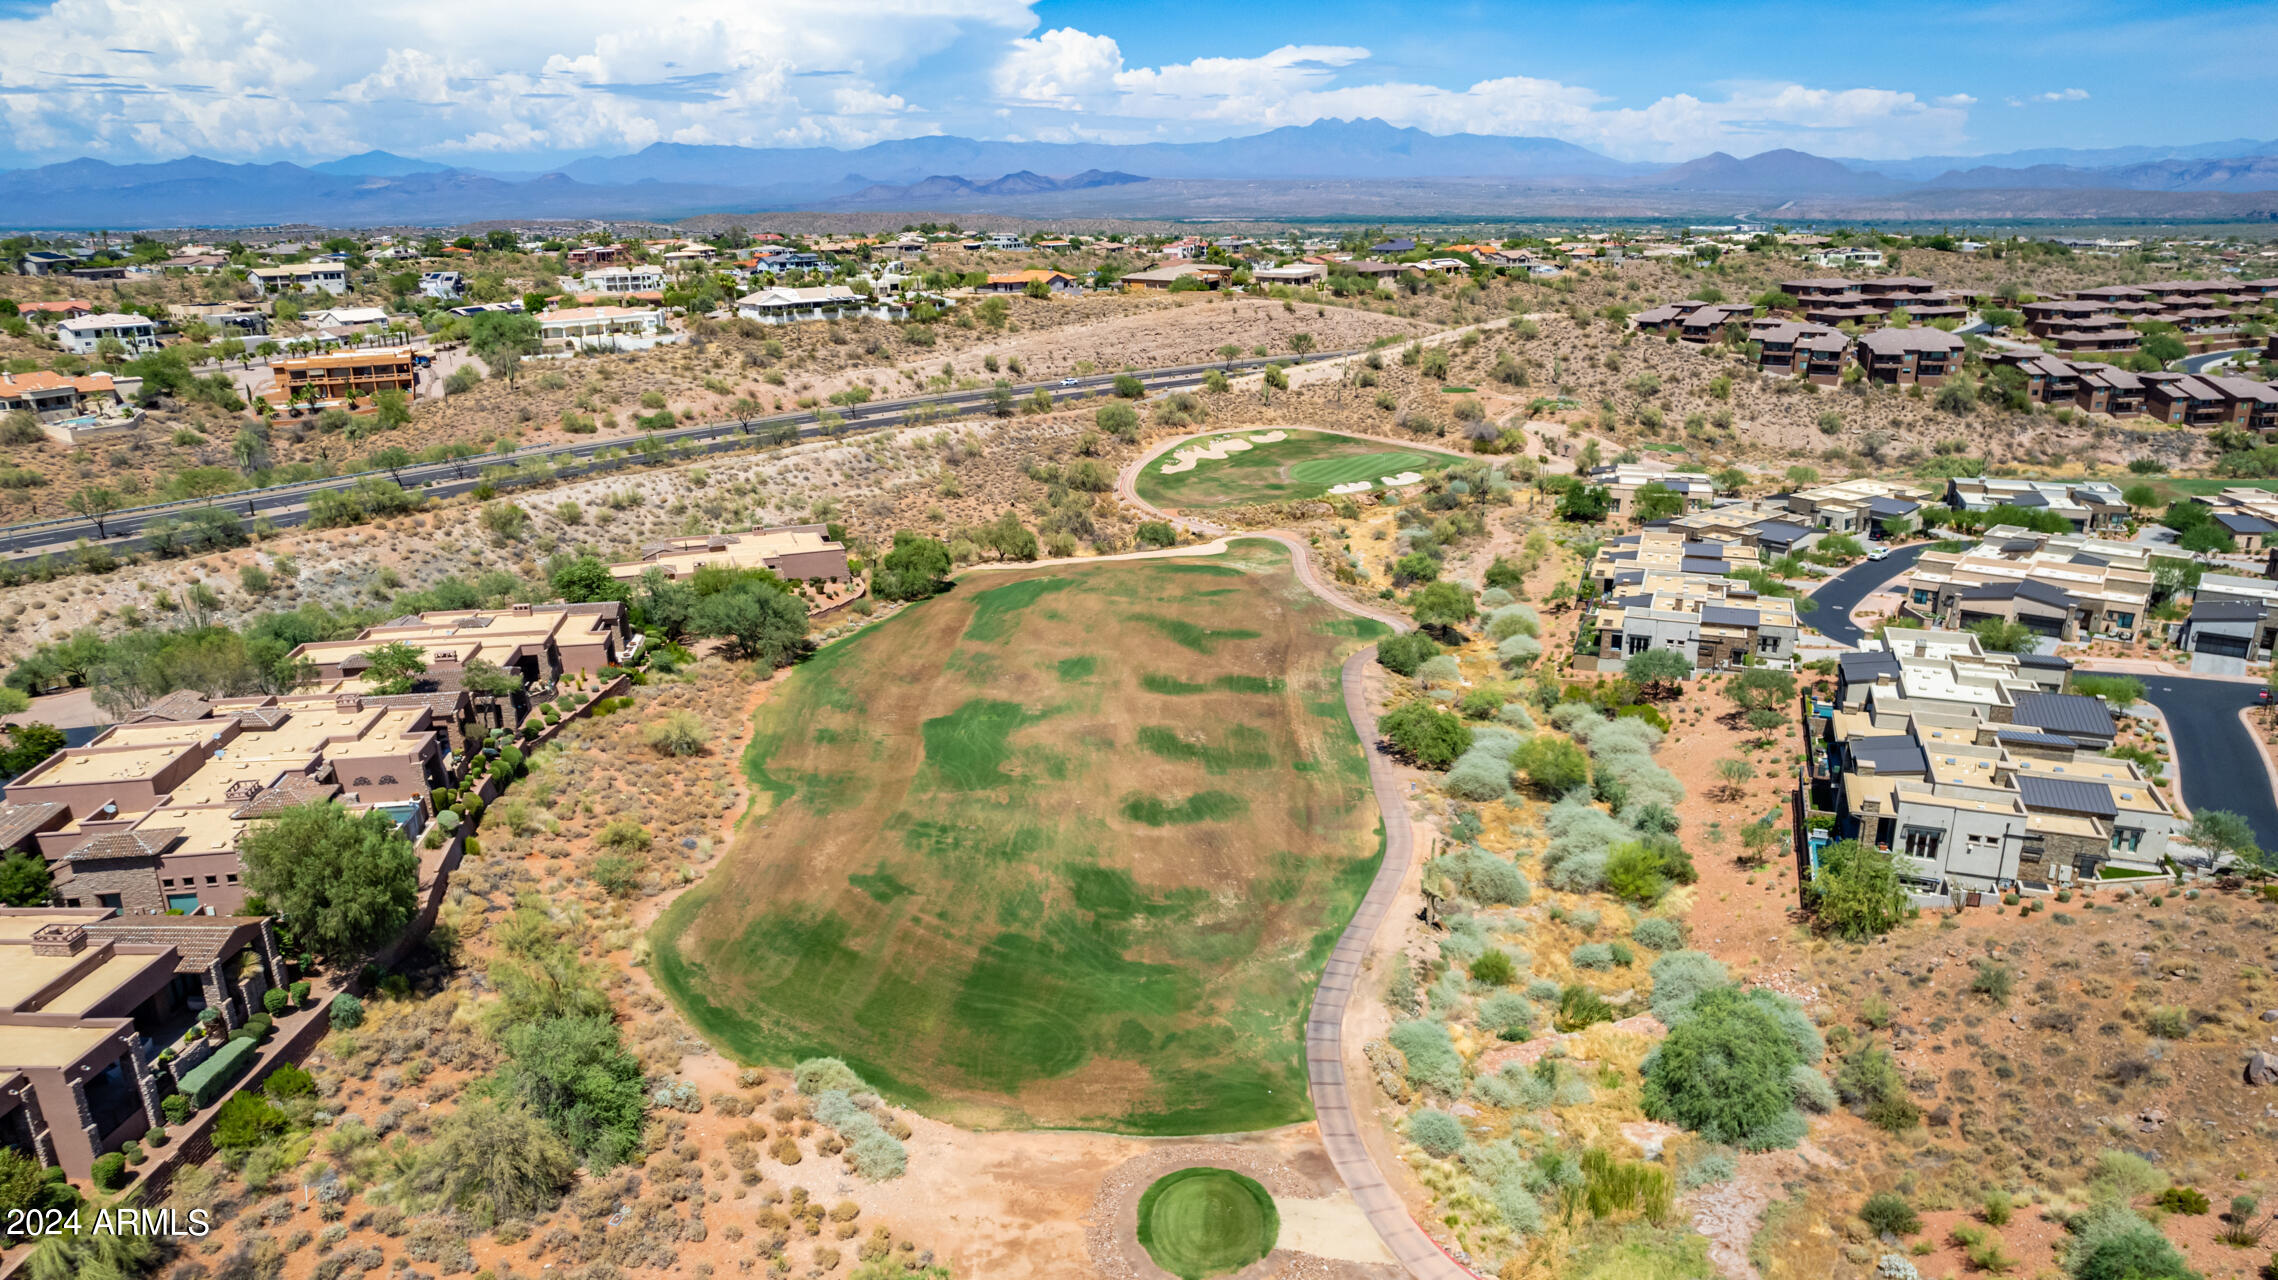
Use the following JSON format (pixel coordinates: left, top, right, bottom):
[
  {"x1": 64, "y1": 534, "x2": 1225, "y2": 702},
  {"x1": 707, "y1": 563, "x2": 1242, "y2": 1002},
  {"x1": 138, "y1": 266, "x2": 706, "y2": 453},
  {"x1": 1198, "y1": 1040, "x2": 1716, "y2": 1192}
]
[
  {"x1": 1815, "y1": 630, "x2": 2176, "y2": 896},
  {"x1": 1900, "y1": 526, "x2": 2153, "y2": 642},
  {"x1": 0, "y1": 602, "x2": 633, "y2": 1180},
  {"x1": 1583, "y1": 532, "x2": 1800, "y2": 673}
]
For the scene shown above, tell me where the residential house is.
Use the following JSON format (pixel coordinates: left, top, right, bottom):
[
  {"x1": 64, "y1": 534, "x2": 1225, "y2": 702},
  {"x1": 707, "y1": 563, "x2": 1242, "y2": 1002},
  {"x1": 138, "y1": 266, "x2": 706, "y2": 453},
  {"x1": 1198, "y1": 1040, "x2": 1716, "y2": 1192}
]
[
  {"x1": 419, "y1": 271, "x2": 464, "y2": 300},
  {"x1": 247, "y1": 263, "x2": 348, "y2": 296},
  {"x1": 1751, "y1": 321, "x2": 1849, "y2": 383},
  {"x1": 1824, "y1": 630, "x2": 2174, "y2": 891},
  {"x1": 1855, "y1": 327, "x2": 1964, "y2": 385},
  {"x1": 1252, "y1": 263, "x2": 1326, "y2": 287},
  {"x1": 1779, "y1": 278, "x2": 1860, "y2": 302},
  {"x1": 539, "y1": 306, "x2": 674, "y2": 352},
  {"x1": 263, "y1": 349, "x2": 416, "y2": 411},
  {"x1": 1586, "y1": 571, "x2": 1798, "y2": 673},
  {"x1": 1631, "y1": 300, "x2": 1709, "y2": 334},
  {"x1": 0, "y1": 370, "x2": 125, "y2": 425},
  {"x1": 1786, "y1": 479, "x2": 1937, "y2": 538},
  {"x1": 0, "y1": 907, "x2": 287, "y2": 1179},
  {"x1": 1119, "y1": 264, "x2": 1219, "y2": 291},
  {"x1": 1584, "y1": 465, "x2": 1718, "y2": 521},
  {"x1": 288, "y1": 602, "x2": 627, "y2": 690},
  {"x1": 1902, "y1": 531, "x2": 2152, "y2": 640},
  {"x1": 1677, "y1": 304, "x2": 1754, "y2": 342},
  {"x1": 55, "y1": 313, "x2": 160, "y2": 356},
  {"x1": 2176, "y1": 600, "x2": 2268, "y2": 675},
  {"x1": 576, "y1": 266, "x2": 666, "y2": 296},
  {"x1": 1586, "y1": 530, "x2": 1763, "y2": 597},
  {"x1": 976, "y1": 270, "x2": 1077, "y2": 295},
  {"x1": 1944, "y1": 478, "x2": 2130, "y2": 532},
  {"x1": 565, "y1": 245, "x2": 622, "y2": 266},
  {"x1": 607, "y1": 526, "x2": 851, "y2": 586},
  {"x1": 734, "y1": 285, "x2": 906, "y2": 325},
  {"x1": 16, "y1": 299, "x2": 95, "y2": 322}
]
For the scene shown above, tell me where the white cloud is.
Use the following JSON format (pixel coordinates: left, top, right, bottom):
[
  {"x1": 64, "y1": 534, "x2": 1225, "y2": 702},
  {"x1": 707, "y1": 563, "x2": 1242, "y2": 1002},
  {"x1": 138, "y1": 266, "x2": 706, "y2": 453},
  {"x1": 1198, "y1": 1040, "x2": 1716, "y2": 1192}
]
[
  {"x1": 2042, "y1": 87, "x2": 2091, "y2": 101},
  {"x1": 0, "y1": 0, "x2": 1033, "y2": 161},
  {"x1": 989, "y1": 32, "x2": 1969, "y2": 160},
  {"x1": 994, "y1": 27, "x2": 1123, "y2": 108}
]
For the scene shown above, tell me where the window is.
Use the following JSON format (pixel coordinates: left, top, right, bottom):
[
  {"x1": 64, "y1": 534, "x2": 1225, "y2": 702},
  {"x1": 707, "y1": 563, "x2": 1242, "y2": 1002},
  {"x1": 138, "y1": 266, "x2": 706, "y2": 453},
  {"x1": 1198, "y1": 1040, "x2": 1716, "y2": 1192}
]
[
  {"x1": 205, "y1": 875, "x2": 219, "y2": 885},
  {"x1": 2111, "y1": 827, "x2": 2144, "y2": 854},
  {"x1": 225, "y1": 873, "x2": 239, "y2": 884},
  {"x1": 97, "y1": 893, "x2": 123, "y2": 909},
  {"x1": 1757, "y1": 634, "x2": 1781, "y2": 654},
  {"x1": 1902, "y1": 828, "x2": 1943, "y2": 861},
  {"x1": 1626, "y1": 634, "x2": 1651, "y2": 655},
  {"x1": 161, "y1": 878, "x2": 175, "y2": 888}
]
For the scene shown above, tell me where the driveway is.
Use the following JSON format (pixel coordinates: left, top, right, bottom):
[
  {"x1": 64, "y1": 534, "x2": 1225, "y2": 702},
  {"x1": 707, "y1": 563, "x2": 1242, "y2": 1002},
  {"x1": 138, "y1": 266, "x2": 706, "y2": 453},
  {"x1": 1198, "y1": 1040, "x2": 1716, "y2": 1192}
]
[
  {"x1": 1805, "y1": 543, "x2": 1931, "y2": 648},
  {"x1": 2181, "y1": 347, "x2": 2258, "y2": 374},
  {"x1": 2125, "y1": 675, "x2": 2278, "y2": 850}
]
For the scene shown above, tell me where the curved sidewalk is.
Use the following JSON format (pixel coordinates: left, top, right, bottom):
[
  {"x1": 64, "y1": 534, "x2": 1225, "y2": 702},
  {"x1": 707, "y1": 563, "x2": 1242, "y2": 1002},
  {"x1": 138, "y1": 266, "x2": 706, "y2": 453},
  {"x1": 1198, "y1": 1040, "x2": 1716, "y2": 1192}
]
[{"x1": 1306, "y1": 647, "x2": 1477, "y2": 1280}]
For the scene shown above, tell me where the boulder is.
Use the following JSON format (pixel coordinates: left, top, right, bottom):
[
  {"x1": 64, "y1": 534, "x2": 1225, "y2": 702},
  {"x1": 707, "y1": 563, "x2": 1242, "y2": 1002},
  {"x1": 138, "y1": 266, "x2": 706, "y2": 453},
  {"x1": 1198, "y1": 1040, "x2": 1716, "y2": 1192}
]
[{"x1": 2248, "y1": 1052, "x2": 2278, "y2": 1087}]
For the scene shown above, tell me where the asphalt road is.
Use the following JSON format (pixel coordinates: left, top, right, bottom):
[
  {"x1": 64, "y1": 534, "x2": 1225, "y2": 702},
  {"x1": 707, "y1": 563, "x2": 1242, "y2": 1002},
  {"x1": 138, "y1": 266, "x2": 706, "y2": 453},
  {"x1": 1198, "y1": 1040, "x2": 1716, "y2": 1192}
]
[
  {"x1": 0, "y1": 352, "x2": 1344, "y2": 562},
  {"x1": 2181, "y1": 346, "x2": 2258, "y2": 373},
  {"x1": 2129, "y1": 675, "x2": 2278, "y2": 851},
  {"x1": 1805, "y1": 543, "x2": 1931, "y2": 647},
  {"x1": 1803, "y1": 546, "x2": 2278, "y2": 849}
]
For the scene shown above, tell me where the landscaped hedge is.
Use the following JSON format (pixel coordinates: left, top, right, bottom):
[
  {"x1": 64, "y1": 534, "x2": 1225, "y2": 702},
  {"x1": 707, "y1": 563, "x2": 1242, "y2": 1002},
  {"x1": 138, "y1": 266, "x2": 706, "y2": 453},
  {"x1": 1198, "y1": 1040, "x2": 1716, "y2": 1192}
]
[{"x1": 179, "y1": 1036, "x2": 260, "y2": 1107}]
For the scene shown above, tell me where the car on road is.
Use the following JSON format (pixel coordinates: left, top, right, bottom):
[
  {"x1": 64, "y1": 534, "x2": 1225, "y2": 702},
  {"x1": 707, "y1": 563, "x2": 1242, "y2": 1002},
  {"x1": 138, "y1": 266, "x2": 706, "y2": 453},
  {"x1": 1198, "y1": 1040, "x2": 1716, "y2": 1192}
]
[
  {"x1": 1869, "y1": 547, "x2": 1890, "y2": 561},
  {"x1": 1059, "y1": 377, "x2": 1079, "y2": 386}
]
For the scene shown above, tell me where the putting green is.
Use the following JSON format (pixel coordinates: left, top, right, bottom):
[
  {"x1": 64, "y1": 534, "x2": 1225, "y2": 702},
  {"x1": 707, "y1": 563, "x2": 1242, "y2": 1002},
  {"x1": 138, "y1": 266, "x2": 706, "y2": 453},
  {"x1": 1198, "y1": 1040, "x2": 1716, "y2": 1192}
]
[
  {"x1": 1136, "y1": 1167, "x2": 1280, "y2": 1279},
  {"x1": 1134, "y1": 429, "x2": 1457, "y2": 509}
]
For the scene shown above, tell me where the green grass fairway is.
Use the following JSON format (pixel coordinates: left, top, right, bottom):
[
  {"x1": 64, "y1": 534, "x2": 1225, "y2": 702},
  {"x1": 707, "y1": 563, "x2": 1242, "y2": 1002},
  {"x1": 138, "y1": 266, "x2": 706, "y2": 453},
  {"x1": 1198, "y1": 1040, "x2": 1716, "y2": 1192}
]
[
  {"x1": 1135, "y1": 429, "x2": 1456, "y2": 510},
  {"x1": 651, "y1": 539, "x2": 1389, "y2": 1134},
  {"x1": 1136, "y1": 1168, "x2": 1280, "y2": 1279}
]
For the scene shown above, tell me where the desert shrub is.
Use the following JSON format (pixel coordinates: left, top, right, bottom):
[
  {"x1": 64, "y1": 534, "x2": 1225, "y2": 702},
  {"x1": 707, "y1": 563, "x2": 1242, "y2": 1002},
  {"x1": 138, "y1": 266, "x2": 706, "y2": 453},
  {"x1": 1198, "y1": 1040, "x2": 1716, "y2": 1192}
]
[
  {"x1": 1790, "y1": 1065, "x2": 1837, "y2": 1113},
  {"x1": 1983, "y1": 1190, "x2": 2013, "y2": 1226},
  {"x1": 1555, "y1": 983, "x2": 1614, "y2": 1032},
  {"x1": 1835, "y1": 1040, "x2": 1920, "y2": 1132},
  {"x1": 1643, "y1": 987, "x2": 1807, "y2": 1150},
  {"x1": 329, "y1": 993, "x2": 364, "y2": 1029},
  {"x1": 1631, "y1": 918, "x2": 1685, "y2": 950},
  {"x1": 1516, "y1": 735, "x2": 1589, "y2": 796},
  {"x1": 1478, "y1": 991, "x2": 1534, "y2": 1041},
  {"x1": 1427, "y1": 846, "x2": 1529, "y2": 906},
  {"x1": 1496, "y1": 634, "x2": 1544, "y2": 669},
  {"x1": 2146, "y1": 1005, "x2": 2191, "y2": 1039},
  {"x1": 1389, "y1": 1020, "x2": 1464, "y2": 1095},
  {"x1": 214, "y1": 1092, "x2": 289, "y2": 1149},
  {"x1": 1467, "y1": 726, "x2": 1525, "y2": 759},
  {"x1": 1444, "y1": 749, "x2": 1514, "y2": 801},
  {"x1": 1497, "y1": 702, "x2": 1536, "y2": 728},
  {"x1": 1416, "y1": 655, "x2": 1464, "y2": 689},
  {"x1": 1470, "y1": 948, "x2": 1517, "y2": 986},
  {"x1": 1408, "y1": 1108, "x2": 1467, "y2": 1158},
  {"x1": 1647, "y1": 949, "x2": 1731, "y2": 1021},
  {"x1": 794, "y1": 1058, "x2": 867, "y2": 1095},
  {"x1": 642, "y1": 710, "x2": 709, "y2": 757},
  {"x1": 1471, "y1": 1063, "x2": 1553, "y2": 1111},
  {"x1": 1860, "y1": 1191, "x2": 1922, "y2": 1237},
  {"x1": 1541, "y1": 794, "x2": 1628, "y2": 892},
  {"x1": 2065, "y1": 1203, "x2": 2194, "y2": 1280},
  {"x1": 1376, "y1": 631, "x2": 1441, "y2": 676},
  {"x1": 1486, "y1": 604, "x2": 1541, "y2": 640},
  {"x1": 1570, "y1": 942, "x2": 1616, "y2": 970},
  {"x1": 1381, "y1": 700, "x2": 1472, "y2": 769},
  {"x1": 2153, "y1": 1187, "x2": 2210, "y2": 1215}
]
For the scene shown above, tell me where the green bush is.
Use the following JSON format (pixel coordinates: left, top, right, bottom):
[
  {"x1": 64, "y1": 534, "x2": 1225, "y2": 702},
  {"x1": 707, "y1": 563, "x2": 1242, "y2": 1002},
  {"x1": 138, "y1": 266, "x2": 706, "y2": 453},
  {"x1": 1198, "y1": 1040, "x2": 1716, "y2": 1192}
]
[
  {"x1": 1388, "y1": 1020, "x2": 1464, "y2": 1095},
  {"x1": 1631, "y1": 918, "x2": 1685, "y2": 950},
  {"x1": 178, "y1": 1035, "x2": 260, "y2": 1107},
  {"x1": 289, "y1": 980, "x2": 311, "y2": 1007},
  {"x1": 161, "y1": 1093, "x2": 193, "y2": 1124},
  {"x1": 263, "y1": 1064, "x2": 315, "y2": 1099},
  {"x1": 1380, "y1": 700, "x2": 1472, "y2": 770},
  {"x1": 1642, "y1": 987, "x2": 1806, "y2": 1150},
  {"x1": 1835, "y1": 1040, "x2": 1920, "y2": 1132},
  {"x1": 1376, "y1": 631, "x2": 1441, "y2": 676},
  {"x1": 1407, "y1": 1108, "x2": 1467, "y2": 1158},
  {"x1": 1982, "y1": 1190, "x2": 2012, "y2": 1226},
  {"x1": 1859, "y1": 1191, "x2": 1921, "y2": 1236},
  {"x1": 2153, "y1": 1186, "x2": 2211, "y2": 1215},
  {"x1": 329, "y1": 993, "x2": 364, "y2": 1029},
  {"x1": 262, "y1": 987, "x2": 289, "y2": 1018},
  {"x1": 213, "y1": 1092, "x2": 288, "y2": 1149},
  {"x1": 90, "y1": 1151, "x2": 128, "y2": 1191},
  {"x1": 1478, "y1": 992, "x2": 1534, "y2": 1041},
  {"x1": 1470, "y1": 949, "x2": 1517, "y2": 986}
]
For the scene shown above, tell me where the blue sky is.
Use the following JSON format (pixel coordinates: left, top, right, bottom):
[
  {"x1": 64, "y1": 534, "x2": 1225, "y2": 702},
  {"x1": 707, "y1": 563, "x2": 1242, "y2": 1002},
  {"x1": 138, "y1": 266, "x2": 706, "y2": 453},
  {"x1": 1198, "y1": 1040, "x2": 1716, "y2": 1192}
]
[{"x1": 0, "y1": 0, "x2": 2269, "y2": 168}]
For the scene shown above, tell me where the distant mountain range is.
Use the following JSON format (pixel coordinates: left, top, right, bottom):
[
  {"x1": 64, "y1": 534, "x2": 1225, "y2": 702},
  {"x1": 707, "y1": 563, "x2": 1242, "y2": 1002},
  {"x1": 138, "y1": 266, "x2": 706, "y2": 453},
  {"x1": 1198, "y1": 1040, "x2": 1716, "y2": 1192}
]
[{"x1": 1, "y1": 118, "x2": 2273, "y2": 229}]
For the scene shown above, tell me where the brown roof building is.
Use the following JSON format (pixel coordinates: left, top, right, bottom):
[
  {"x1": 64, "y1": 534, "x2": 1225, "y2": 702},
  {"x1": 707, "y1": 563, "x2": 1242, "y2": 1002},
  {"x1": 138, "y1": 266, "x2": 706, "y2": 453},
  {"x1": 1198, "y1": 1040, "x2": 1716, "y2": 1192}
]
[
  {"x1": 609, "y1": 526, "x2": 851, "y2": 586},
  {"x1": 1856, "y1": 327, "x2": 1965, "y2": 385},
  {"x1": 263, "y1": 348, "x2": 416, "y2": 411}
]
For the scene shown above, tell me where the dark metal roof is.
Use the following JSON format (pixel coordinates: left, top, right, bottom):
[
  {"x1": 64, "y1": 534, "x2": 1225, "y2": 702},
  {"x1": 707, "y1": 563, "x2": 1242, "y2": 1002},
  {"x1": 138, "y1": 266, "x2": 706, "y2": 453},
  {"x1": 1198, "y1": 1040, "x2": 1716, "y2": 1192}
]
[
  {"x1": 1959, "y1": 581, "x2": 2020, "y2": 600},
  {"x1": 2216, "y1": 512, "x2": 2278, "y2": 535},
  {"x1": 2188, "y1": 600, "x2": 2266, "y2": 623},
  {"x1": 1848, "y1": 735, "x2": 1929, "y2": 774},
  {"x1": 2069, "y1": 553, "x2": 2110, "y2": 567},
  {"x1": 2015, "y1": 579, "x2": 2078, "y2": 609},
  {"x1": 1839, "y1": 651, "x2": 1902, "y2": 682},
  {"x1": 1995, "y1": 727, "x2": 2079, "y2": 749},
  {"x1": 1680, "y1": 556, "x2": 1731, "y2": 575},
  {"x1": 1752, "y1": 520, "x2": 1813, "y2": 544},
  {"x1": 1865, "y1": 497, "x2": 1920, "y2": 517},
  {"x1": 2012, "y1": 692, "x2": 2117, "y2": 739},
  {"x1": 2016, "y1": 652, "x2": 2073, "y2": 670},
  {"x1": 2015, "y1": 774, "x2": 2118, "y2": 818},
  {"x1": 1701, "y1": 605, "x2": 1761, "y2": 628}
]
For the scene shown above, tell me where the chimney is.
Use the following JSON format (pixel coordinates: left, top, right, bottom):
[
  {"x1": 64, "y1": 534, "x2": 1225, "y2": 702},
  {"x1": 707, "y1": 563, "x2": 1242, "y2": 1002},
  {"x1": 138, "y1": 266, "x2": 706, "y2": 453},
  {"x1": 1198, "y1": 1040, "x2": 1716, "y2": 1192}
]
[{"x1": 30, "y1": 923, "x2": 88, "y2": 957}]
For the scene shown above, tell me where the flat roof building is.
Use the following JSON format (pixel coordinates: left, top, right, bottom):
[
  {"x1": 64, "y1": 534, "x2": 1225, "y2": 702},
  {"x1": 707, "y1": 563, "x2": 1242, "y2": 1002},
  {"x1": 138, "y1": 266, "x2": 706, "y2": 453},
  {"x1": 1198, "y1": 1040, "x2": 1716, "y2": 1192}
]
[{"x1": 608, "y1": 526, "x2": 851, "y2": 585}]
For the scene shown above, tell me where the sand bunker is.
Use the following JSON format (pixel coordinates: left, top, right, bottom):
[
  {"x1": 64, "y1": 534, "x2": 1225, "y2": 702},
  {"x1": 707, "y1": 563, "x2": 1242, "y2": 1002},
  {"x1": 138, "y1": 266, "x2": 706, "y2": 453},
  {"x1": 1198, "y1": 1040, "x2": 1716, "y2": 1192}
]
[
  {"x1": 1246, "y1": 431, "x2": 1287, "y2": 443},
  {"x1": 1327, "y1": 480, "x2": 1374, "y2": 495},
  {"x1": 1156, "y1": 437, "x2": 1256, "y2": 474},
  {"x1": 1381, "y1": 471, "x2": 1424, "y2": 486}
]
